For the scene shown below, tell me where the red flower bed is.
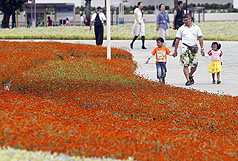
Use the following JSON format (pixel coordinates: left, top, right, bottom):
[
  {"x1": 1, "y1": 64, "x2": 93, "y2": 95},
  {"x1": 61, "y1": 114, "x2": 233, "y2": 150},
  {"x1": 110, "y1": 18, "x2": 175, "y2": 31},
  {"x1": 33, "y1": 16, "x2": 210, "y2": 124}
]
[{"x1": 0, "y1": 41, "x2": 238, "y2": 160}]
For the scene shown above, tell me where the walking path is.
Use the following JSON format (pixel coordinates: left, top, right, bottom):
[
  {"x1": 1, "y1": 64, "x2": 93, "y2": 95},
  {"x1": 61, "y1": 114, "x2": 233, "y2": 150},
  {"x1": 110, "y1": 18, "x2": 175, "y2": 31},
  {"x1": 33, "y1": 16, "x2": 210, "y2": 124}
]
[
  {"x1": 75, "y1": 40, "x2": 238, "y2": 97},
  {"x1": 7, "y1": 39, "x2": 238, "y2": 97}
]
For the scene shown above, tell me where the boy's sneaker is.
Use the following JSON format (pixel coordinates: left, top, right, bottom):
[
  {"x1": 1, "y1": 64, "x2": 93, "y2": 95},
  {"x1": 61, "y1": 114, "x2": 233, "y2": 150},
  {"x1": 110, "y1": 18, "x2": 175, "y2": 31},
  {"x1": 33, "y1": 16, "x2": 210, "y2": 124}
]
[
  {"x1": 189, "y1": 75, "x2": 194, "y2": 84},
  {"x1": 212, "y1": 80, "x2": 216, "y2": 84},
  {"x1": 217, "y1": 80, "x2": 221, "y2": 84},
  {"x1": 185, "y1": 80, "x2": 193, "y2": 86}
]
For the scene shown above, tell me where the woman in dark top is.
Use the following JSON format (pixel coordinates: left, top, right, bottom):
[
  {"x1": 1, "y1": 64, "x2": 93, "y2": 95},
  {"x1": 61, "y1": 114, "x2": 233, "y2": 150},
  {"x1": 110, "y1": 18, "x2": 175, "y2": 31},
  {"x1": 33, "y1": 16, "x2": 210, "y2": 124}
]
[{"x1": 172, "y1": 1, "x2": 184, "y2": 47}]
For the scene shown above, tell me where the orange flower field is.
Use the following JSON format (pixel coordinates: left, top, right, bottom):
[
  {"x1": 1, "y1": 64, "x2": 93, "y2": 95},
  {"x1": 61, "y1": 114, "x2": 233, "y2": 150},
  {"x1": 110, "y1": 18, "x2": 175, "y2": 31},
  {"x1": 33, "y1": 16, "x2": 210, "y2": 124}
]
[{"x1": 0, "y1": 41, "x2": 238, "y2": 160}]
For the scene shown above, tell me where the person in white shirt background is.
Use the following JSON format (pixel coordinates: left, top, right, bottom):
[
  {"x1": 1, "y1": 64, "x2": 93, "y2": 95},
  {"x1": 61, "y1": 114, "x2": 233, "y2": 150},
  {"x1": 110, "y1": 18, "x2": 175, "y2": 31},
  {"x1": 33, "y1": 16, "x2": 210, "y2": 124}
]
[
  {"x1": 80, "y1": 14, "x2": 84, "y2": 26},
  {"x1": 90, "y1": 6, "x2": 107, "y2": 45},
  {"x1": 130, "y1": 2, "x2": 147, "y2": 49},
  {"x1": 173, "y1": 13, "x2": 205, "y2": 86}
]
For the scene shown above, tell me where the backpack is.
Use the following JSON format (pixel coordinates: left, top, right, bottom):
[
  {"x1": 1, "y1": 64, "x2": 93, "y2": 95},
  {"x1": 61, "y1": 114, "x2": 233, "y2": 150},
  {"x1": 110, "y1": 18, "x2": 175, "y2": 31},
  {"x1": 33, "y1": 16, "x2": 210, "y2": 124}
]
[{"x1": 94, "y1": 13, "x2": 102, "y2": 26}]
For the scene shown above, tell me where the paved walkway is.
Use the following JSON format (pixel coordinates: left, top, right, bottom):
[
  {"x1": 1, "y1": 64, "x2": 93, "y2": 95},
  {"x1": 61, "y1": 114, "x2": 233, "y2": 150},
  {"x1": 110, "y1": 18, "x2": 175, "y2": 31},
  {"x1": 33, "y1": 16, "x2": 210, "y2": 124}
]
[
  {"x1": 8, "y1": 39, "x2": 238, "y2": 97},
  {"x1": 73, "y1": 40, "x2": 238, "y2": 97}
]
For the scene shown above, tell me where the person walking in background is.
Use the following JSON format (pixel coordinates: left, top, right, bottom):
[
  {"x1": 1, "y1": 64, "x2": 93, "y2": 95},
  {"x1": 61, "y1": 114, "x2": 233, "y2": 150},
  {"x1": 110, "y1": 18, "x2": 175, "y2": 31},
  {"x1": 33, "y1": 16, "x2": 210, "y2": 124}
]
[
  {"x1": 172, "y1": 1, "x2": 184, "y2": 47},
  {"x1": 207, "y1": 42, "x2": 223, "y2": 84},
  {"x1": 130, "y1": 2, "x2": 147, "y2": 49},
  {"x1": 156, "y1": 4, "x2": 170, "y2": 42},
  {"x1": 145, "y1": 37, "x2": 173, "y2": 83},
  {"x1": 172, "y1": 14, "x2": 205, "y2": 86},
  {"x1": 80, "y1": 14, "x2": 84, "y2": 26},
  {"x1": 65, "y1": 18, "x2": 71, "y2": 26},
  {"x1": 47, "y1": 16, "x2": 53, "y2": 27},
  {"x1": 90, "y1": 6, "x2": 106, "y2": 46}
]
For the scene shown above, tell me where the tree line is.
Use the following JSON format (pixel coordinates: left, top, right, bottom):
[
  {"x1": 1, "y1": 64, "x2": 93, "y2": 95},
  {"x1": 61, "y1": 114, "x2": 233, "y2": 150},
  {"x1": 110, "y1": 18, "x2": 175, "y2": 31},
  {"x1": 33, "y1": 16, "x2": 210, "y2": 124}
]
[
  {"x1": 0, "y1": 0, "x2": 27, "y2": 28},
  {"x1": 187, "y1": 3, "x2": 233, "y2": 9}
]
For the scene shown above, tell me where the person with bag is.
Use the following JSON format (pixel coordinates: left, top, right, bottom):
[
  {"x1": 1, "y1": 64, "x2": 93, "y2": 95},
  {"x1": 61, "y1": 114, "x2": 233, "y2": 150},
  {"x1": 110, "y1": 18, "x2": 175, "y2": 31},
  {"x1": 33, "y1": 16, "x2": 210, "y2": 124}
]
[
  {"x1": 172, "y1": 13, "x2": 205, "y2": 86},
  {"x1": 172, "y1": 1, "x2": 184, "y2": 47},
  {"x1": 90, "y1": 6, "x2": 106, "y2": 45}
]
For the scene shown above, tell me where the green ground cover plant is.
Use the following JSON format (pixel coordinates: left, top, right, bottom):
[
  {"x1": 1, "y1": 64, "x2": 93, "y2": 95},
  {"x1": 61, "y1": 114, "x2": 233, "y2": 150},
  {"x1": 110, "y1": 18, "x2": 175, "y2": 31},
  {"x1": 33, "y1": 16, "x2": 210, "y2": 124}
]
[{"x1": 0, "y1": 22, "x2": 237, "y2": 41}]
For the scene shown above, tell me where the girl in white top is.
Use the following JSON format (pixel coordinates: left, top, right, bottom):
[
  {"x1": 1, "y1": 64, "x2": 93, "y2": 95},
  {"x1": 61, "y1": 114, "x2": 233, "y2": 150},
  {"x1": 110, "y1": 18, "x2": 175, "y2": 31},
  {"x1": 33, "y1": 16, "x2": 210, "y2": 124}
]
[{"x1": 130, "y1": 2, "x2": 147, "y2": 49}]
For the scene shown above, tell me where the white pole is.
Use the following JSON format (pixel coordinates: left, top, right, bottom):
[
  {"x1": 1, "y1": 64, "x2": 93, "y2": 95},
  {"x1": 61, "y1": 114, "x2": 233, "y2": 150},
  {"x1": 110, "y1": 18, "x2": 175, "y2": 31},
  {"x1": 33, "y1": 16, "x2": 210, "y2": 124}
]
[
  {"x1": 107, "y1": 0, "x2": 111, "y2": 60},
  {"x1": 31, "y1": 1, "x2": 33, "y2": 26},
  {"x1": 31, "y1": 0, "x2": 36, "y2": 27},
  {"x1": 234, "y1": 0, "x2": 238, "y2": 9},
  {"x1": 34, "y1": 0, "x2": 36, "y2": 27},
  {"x1": 155, "y1": 0, "x2": 159, "y2": 23}
]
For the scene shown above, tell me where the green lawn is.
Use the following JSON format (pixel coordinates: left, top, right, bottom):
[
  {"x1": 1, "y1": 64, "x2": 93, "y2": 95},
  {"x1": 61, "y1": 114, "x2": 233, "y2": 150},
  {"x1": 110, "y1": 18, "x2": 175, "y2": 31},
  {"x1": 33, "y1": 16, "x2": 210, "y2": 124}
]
[{"x1": 0, "y1": 22, "x2": 237, "y2": 41}]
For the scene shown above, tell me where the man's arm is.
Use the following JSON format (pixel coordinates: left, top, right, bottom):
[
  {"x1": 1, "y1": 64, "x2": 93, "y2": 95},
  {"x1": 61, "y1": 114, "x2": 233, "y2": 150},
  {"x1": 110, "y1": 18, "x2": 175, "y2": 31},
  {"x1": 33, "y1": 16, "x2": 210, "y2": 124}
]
[
  {"x1": 89, "y1": 14, "x2": 94, "y2": 30},
  {"x1": 145, "y1": 54, "x2": 154, "y2": 64},
  {"x1": 173, "y1": 10, "x2": 177, "y2": 30},
  {"x1": 156, "y1": 24, "x2": 159, "y2": 31},
  {"x1": 102, "y1": 13, "x2": 107, "y2": 24},
  {"x1": 167, "y1": 13, "x2": 171, "y2": 28},
  {"x1": 156, "y1": 14, "x2": 159, "y2": 31},
  {"x1": 173, "y1": 16, "x2": 176, "y2": 29},
  {"x1": 172, "y1": 38, "x2": 181, "y2": 57},
  {"x1": 90, "y1": 21, "x2": 93, "y2": 30},
  {"x1": 135, "y1": 12, "x2": 141, "y2": 24},
  {"x1": 198, "y1": 37, "x2": 205, "y2": 56}
]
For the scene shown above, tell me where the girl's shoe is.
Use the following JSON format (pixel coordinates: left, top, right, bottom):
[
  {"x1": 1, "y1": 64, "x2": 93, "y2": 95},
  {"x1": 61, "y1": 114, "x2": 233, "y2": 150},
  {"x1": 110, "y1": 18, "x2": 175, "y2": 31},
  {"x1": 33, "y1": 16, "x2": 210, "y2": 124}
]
[
  {"x1": 212, "y1": 80, "x2": 216, "y2": 84},
  {"x1": 142, "y1": 46, "x2": 147, "y2": 49},
  {"x1": 217, "y1": 80, "x2": 221, "y2": 84}
]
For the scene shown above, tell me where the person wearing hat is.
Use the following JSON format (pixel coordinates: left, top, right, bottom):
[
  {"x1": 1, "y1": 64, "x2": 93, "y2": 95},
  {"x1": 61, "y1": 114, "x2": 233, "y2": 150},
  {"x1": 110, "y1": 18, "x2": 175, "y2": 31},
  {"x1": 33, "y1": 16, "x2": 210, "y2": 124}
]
[{"x1": 90, "y1": 6, "x2": 107, "y2": 45}]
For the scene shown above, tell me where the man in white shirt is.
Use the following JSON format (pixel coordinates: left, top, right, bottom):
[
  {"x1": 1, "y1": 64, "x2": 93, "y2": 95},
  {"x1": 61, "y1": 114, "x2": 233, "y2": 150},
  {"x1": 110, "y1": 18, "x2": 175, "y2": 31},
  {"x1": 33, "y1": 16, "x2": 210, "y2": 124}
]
[
  {"x1": 173, "y1": 13, "x2": 205, "y2": 86},
  {"x1": 90, "y1": 6, "x2": 106, "y2": 45},
  {"x1": 80, "y1": 14, "x2": 84, "y2": 26}
]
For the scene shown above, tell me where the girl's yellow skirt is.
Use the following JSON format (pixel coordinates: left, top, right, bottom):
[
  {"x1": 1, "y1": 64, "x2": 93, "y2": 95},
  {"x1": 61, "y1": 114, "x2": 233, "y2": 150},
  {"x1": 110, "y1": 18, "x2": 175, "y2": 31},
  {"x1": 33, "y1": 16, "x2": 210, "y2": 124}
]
[{"x1": 208, "y1": 60, "x2": 222, "y2": 73}]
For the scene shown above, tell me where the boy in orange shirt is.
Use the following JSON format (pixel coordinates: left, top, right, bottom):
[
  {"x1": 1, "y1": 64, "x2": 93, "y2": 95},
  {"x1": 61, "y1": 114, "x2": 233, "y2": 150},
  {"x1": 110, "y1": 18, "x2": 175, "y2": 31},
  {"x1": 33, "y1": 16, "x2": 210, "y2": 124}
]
[{"x1": 146, "y1": 37, "x2": 173, "y2": 83}]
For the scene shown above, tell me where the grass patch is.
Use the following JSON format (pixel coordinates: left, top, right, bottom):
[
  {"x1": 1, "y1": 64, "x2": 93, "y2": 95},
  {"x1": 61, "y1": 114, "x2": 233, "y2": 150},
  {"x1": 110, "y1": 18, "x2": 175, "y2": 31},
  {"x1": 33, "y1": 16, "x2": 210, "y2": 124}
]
[{"x1": 0, "y1": 22, "x2": 238, "y2": 41}]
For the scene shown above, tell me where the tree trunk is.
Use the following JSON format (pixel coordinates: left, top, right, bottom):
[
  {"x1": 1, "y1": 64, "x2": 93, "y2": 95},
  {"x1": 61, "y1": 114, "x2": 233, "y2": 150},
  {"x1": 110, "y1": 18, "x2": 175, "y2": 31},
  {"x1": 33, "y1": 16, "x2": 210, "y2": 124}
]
[
  {"x1": 12, "y1": 11, "x2": 16, "y2": 28},
  {"x1": 85, "y1": 0, "x2": 91, "y2": 26},
  {"x1": 2, "y1": 11, "x2": 11, "y2": 28},
  {"x1": 174, "y1": 0, "x2": 178, "y2": 10}
]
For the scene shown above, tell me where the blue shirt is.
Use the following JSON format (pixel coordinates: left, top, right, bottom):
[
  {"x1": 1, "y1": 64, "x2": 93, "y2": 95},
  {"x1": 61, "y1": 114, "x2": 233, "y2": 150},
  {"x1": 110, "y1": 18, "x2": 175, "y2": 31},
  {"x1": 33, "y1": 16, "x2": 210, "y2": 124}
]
[{"x1": 156, "y1": 11, "x2": 170, "y2": 29}]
